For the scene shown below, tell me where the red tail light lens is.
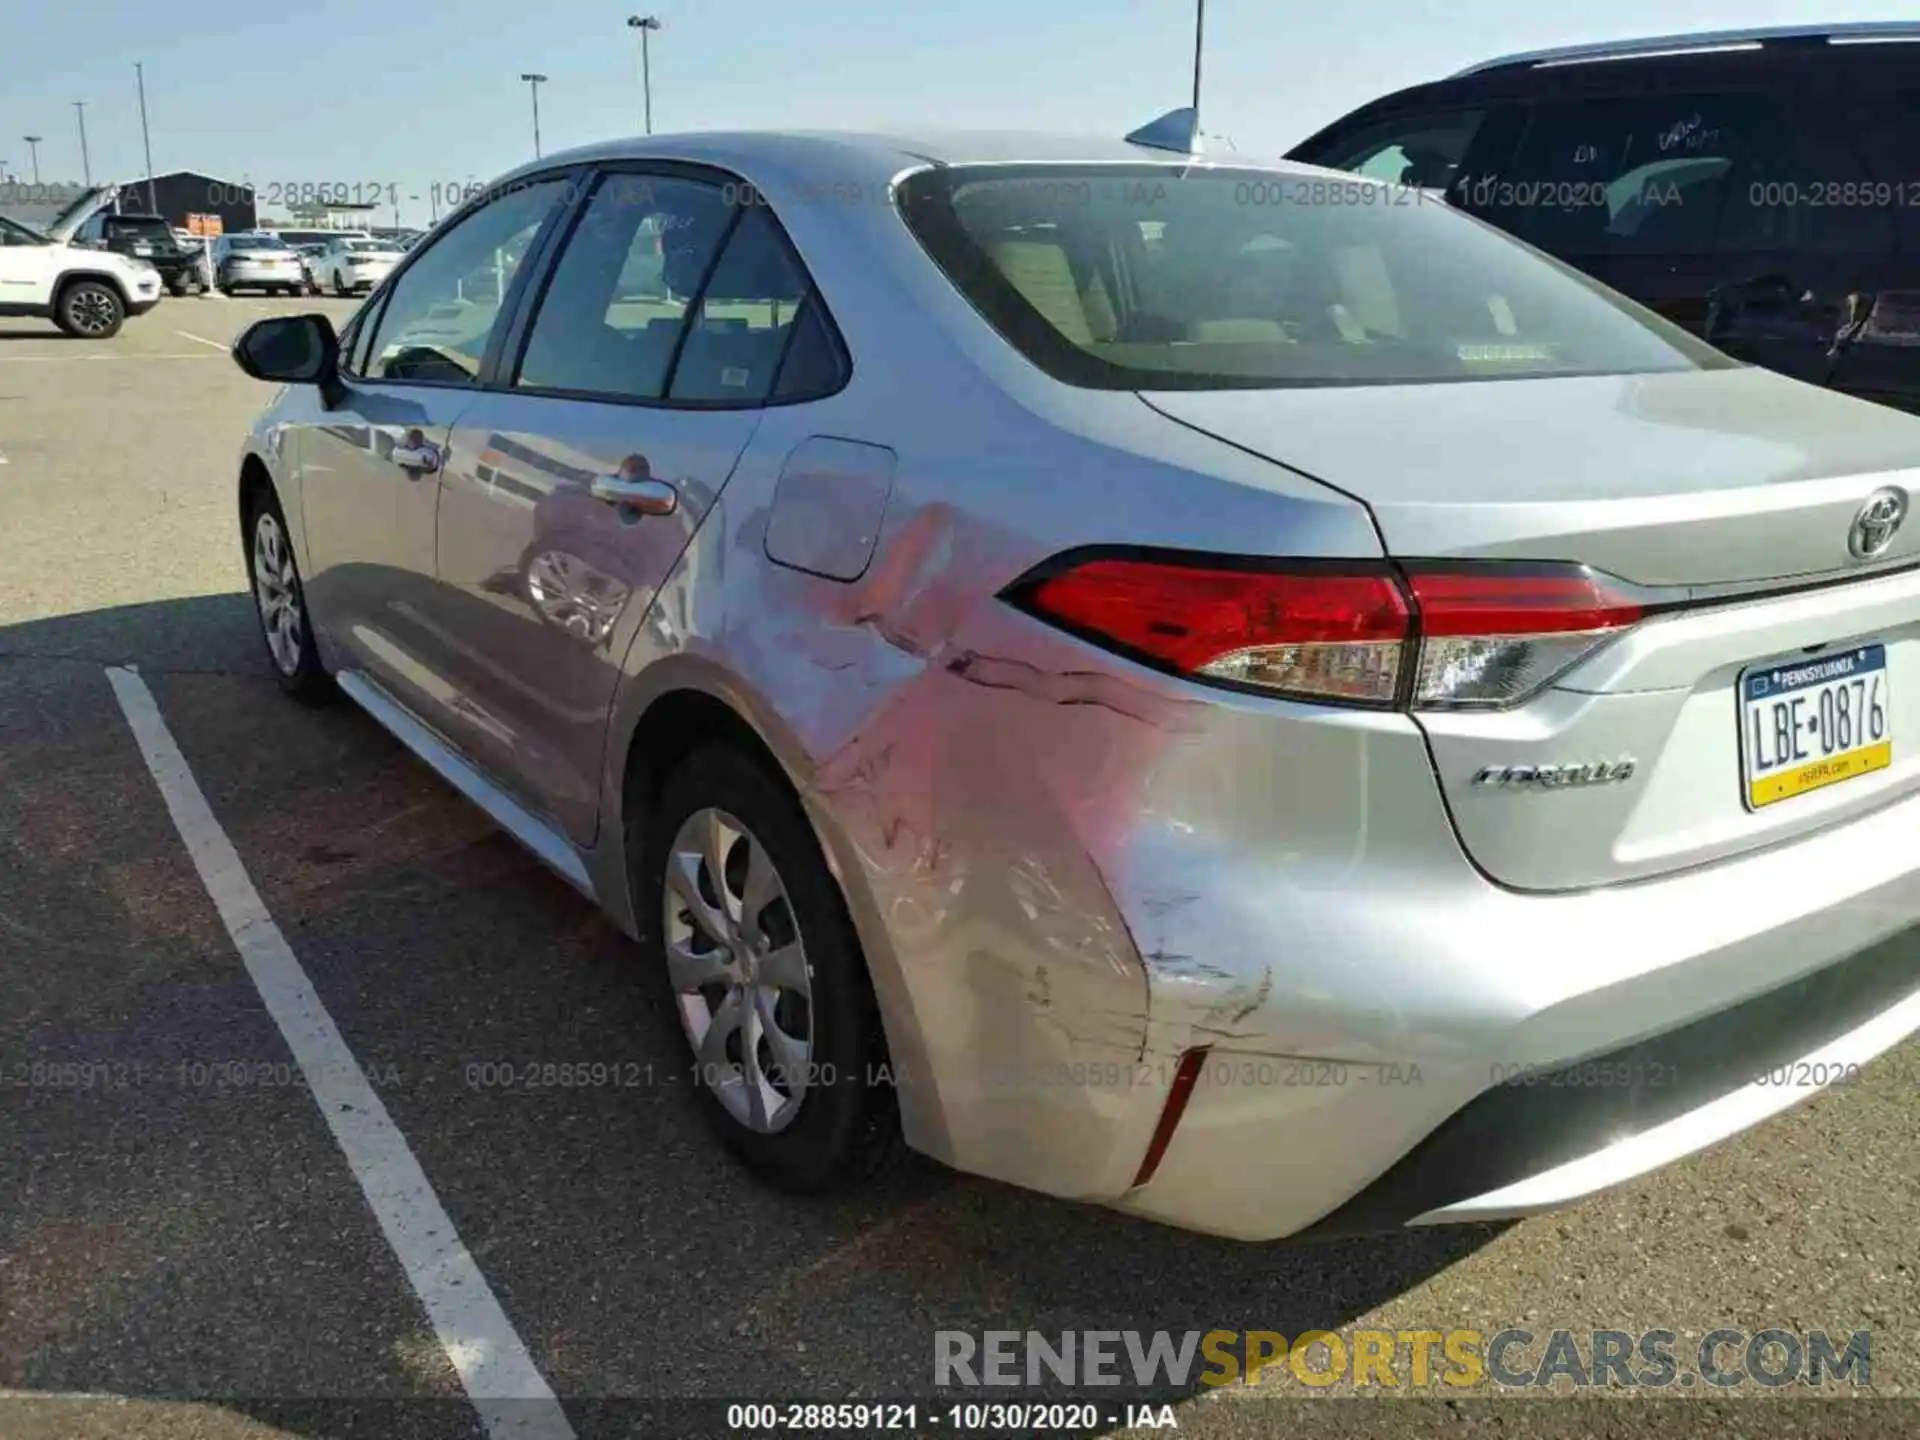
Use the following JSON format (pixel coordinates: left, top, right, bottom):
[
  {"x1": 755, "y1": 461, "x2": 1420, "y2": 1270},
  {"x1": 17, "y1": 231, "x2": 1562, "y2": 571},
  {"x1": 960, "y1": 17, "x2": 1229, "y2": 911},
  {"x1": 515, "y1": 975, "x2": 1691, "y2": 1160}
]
[
  {"x1": 1024, "y1": 557, "x2": 1411, "y2": 705},
  {"x1": 1013, "y1": 554, "x2": 1647, "y2": 710}
]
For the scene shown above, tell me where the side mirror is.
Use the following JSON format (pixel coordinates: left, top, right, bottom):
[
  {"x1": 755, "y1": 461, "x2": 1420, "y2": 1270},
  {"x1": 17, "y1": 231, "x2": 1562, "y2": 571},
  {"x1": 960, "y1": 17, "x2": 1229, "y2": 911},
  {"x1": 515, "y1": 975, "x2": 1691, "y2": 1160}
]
[{"x1": 232, "y1": 314, "x2": 343, "y2": 407}]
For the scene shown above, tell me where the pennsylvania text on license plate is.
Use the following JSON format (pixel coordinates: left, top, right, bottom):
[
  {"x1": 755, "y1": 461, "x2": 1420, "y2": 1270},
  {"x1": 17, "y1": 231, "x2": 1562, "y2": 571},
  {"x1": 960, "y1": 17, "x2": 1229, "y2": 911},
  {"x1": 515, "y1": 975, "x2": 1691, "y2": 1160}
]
[{"x1": 1739, "y1": 643, "x2": 1891, "y2": 810}]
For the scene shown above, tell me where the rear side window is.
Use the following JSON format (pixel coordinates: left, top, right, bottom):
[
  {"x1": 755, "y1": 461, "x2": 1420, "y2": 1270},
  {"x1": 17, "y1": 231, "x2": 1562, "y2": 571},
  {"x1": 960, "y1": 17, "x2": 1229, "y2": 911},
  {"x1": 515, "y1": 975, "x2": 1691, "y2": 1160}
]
[
  {"x1": 897, "y1": 163, "x2": 1731, "y2": 390},
  {"x1": 772, "y1": 297, "x2": 848, "y2": 400},
  {"x1": 515, "y1": 173, "x2": 734, "y2": 401},
  {"x1": 668, "y1": 206, "x2": 815, "y2": 403}
]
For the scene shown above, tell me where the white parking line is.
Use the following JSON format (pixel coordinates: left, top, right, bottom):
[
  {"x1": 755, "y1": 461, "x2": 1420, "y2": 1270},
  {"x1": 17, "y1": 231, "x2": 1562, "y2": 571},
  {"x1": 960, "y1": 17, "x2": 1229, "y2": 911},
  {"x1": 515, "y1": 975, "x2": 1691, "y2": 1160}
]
[
  {"x1": 173, "y1": 329, "x2": 229, "y2": 350},
  {"x1": 105, "y1": 666, "x2": 574, "y2": 1440}
]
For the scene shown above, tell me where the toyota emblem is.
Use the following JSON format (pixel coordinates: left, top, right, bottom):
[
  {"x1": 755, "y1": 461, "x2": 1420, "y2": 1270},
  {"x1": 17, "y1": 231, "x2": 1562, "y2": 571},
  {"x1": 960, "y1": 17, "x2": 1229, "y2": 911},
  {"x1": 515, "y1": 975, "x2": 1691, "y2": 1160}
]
[{"x1": 1849, "y1": 487, "x2": 1908, "y2": 560}]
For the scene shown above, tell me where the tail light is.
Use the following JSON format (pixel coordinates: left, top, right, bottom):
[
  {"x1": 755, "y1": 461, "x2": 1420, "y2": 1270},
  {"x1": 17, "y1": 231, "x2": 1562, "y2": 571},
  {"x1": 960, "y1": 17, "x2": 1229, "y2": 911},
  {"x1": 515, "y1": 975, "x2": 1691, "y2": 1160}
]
[{"x1": 1011, "y1": 552, "x2": 1645, "y2": 711}]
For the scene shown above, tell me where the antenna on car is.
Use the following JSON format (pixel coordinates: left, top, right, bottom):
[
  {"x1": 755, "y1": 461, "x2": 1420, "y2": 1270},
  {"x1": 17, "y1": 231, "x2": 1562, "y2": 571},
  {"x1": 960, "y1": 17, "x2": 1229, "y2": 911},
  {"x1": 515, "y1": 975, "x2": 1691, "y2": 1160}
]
[{"x1": 1124, "y1": 0, "x2": 1210, "y2": 156}]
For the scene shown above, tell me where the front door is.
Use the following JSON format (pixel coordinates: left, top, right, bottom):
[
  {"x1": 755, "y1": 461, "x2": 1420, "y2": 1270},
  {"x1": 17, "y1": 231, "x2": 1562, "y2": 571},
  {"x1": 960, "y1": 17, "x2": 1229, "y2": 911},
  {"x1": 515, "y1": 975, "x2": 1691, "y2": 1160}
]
[
  {"x1": 294, "y1": 177, "x2": 576, "y2": 724},
  {"x1": 429, "y1": 168, "x2": 818, "y2": 844}
]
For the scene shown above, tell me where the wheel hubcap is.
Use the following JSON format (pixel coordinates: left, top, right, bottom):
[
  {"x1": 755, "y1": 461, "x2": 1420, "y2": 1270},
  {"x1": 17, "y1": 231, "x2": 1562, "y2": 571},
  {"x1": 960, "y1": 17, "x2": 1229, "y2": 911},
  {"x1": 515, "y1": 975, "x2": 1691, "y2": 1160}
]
[
  {"x1": 252, "y1": 512, "x2": 304, "y2": 676},
  {"x1": 662, "y1": 808, "x2": 813, "y2": 1134},
  {"x1": 69, "y1": 291, "x2": 114, "y2": 334}
]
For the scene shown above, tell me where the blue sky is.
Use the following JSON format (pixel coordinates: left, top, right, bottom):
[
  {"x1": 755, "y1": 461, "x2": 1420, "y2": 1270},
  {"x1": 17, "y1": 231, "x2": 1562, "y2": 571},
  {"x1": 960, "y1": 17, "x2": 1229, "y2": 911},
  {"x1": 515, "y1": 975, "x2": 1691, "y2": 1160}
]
[{"x1": 3, "y1": 0, "x2": 1913, "y2": 227}]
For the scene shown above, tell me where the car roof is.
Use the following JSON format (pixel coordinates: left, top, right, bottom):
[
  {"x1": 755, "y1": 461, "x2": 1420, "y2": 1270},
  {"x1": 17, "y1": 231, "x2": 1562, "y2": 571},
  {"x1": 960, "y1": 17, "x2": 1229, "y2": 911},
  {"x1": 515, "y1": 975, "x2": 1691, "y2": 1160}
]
[
  {"x1": 1290, "y1": 32, "x2": 1919, "y2": 151},
  {"x1": 491, "y1": 128, "x2": 1327, "y2": 191}
]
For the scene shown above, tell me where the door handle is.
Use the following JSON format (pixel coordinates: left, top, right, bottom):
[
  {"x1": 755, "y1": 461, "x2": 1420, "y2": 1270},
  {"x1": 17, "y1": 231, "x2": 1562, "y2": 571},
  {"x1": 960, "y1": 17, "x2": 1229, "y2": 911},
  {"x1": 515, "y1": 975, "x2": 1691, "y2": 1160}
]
[
  {"x1": 590, "y1": 474, "x2": 678, "y2": 515},
  {"x1": 389, "y1": 433, "x2": 441, "y2": 476}
]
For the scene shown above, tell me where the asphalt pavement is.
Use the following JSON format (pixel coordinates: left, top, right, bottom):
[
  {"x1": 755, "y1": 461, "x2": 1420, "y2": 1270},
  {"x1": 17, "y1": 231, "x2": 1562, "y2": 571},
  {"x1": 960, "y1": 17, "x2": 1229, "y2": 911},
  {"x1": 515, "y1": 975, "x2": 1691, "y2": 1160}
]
[{"x1": 1, "y1": 295, "x2": 1916, "y2": 1440}]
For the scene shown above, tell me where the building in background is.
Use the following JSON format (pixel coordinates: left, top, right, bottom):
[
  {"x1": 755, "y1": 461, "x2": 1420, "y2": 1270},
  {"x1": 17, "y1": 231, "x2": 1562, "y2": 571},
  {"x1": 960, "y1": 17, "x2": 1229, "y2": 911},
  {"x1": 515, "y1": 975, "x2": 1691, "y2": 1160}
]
[{"x1": 114, "y1": 172, "x2": 257, "y2": 232}]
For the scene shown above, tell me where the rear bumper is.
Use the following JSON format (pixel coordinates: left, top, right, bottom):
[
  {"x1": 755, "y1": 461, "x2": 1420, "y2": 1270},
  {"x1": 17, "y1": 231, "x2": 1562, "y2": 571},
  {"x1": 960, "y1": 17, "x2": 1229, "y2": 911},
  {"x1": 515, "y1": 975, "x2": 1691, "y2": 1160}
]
[
  {"x1": 1114, "y1": 776, "x2": 1920, "y2": 1241},
  {"x1": 1295, "y1": 932, "x2": 1920, "y2": 1237},
  {"x1": 221, "y1": 265, "x2": 304, "y2": 286}
]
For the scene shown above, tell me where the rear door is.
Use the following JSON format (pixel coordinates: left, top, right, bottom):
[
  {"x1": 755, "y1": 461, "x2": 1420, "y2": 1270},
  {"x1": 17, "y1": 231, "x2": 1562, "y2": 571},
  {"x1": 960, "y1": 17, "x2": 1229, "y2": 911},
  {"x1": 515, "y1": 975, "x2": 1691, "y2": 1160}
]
[{"x1": 427, "y1": 167, "x2": 824, "y2": 844}]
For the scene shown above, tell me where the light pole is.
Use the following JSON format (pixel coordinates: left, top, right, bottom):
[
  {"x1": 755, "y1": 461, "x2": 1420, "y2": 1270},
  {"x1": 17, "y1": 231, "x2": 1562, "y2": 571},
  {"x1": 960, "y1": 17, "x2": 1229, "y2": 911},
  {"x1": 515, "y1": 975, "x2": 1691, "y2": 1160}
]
[
  {"x1": 519, "y1": 73, "x2": 548, "y2": 158},
  {"x1": 1191, "y1": 0, "x2": 1206, "y2": 119},
  {"x1": 72, "y1": 102, "x2": 91, "y2": 186},
  {"x1": 626, "y1": 16, "x2": 662, "y2": 135},
  {"x1": 135, "y1": 62, "x2": 158, "y2": 211},
  {"x1": 23, "y1": 137, "x2": 42, "y2": 185}
]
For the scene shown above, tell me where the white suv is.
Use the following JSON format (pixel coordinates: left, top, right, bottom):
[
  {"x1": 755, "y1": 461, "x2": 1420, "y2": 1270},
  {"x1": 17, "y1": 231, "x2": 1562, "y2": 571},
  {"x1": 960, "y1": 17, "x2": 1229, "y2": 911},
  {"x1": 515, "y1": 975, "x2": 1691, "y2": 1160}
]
[{"x1": 0, "y1": 213, "x2": 163, "y2": 339}]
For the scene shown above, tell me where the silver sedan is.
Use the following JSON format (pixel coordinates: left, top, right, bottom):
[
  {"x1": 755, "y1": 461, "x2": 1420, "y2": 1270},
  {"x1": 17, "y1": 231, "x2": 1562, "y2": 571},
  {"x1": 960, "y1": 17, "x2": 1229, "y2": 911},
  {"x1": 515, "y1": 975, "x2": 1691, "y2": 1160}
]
[
  {"x1": 315, "y1": 236, "x2": 405, "y2": 296},
  {"x1": 225, "y1": 129, "x2": 1920, "y2": 1240},
  {"x1": 213, "y1": 234, "x2": 309, "y2": 296}
]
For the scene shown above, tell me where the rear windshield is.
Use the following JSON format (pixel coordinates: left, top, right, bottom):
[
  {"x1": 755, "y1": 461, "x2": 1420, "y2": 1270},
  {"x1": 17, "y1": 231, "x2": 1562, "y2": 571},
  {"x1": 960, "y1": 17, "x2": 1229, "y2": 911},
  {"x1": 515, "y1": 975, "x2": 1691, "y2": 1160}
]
[{"x1": 896, "y1": 164, "x2": 1733, "y2": 389}]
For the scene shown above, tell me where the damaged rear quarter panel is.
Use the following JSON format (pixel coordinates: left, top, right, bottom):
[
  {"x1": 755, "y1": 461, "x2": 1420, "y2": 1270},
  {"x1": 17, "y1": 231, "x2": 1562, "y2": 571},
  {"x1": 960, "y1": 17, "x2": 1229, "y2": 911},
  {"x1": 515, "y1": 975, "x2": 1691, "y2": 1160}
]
[{"x1": 592, "y1": 203, "x2": 1388, "y2": 1201}]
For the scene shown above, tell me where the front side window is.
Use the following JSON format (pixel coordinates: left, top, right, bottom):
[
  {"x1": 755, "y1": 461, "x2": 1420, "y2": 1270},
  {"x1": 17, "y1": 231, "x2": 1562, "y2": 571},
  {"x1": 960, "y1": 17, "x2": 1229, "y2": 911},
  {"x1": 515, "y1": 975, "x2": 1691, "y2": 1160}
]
[
  {"x1": 897, "y1": 163, "x2": 1730, "y2": 390},
  {"x1": 516, "y1": 173, "x2": 733, "y2": 400},
  {"x1": 363, "y1": 178, "x2": 569, "y2": 385}
]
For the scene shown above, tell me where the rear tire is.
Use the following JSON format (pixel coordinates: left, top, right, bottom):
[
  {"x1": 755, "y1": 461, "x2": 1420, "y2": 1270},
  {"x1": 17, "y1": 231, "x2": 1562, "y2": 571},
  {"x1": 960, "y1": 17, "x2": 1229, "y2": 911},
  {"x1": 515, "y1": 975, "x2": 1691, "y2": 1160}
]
[
  {"x1": 636, "y1": 744, "x2": 902, "y2": 1192},
  {"x1": 53, "y1": 281, "x2": 124, "y2": 339},
  {"x1": 243, "y1": 487, "x2": 332, "y2": 703}
]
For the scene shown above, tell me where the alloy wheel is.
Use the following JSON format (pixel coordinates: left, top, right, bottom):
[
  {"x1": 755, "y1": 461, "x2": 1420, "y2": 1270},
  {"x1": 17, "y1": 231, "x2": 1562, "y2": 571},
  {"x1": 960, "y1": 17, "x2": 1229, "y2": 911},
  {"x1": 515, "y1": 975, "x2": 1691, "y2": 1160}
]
[
  {"x1": 252, "y1": 511, "x2": 304, "y2": 676},
  {"x1": 662, "y1": 807, "x2": 814, "y2": 1134},
  {"x1": 67, "y1": 289, "x2": 117, "y2": 335}
]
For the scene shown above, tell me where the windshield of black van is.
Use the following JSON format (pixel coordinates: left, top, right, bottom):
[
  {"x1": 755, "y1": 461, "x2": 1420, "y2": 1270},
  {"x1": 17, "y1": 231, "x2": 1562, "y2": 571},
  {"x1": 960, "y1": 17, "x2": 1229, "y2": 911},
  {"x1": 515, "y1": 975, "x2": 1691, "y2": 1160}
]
[{"x1": 895, "y1": 164, "x2": 1733, "y2": 389}]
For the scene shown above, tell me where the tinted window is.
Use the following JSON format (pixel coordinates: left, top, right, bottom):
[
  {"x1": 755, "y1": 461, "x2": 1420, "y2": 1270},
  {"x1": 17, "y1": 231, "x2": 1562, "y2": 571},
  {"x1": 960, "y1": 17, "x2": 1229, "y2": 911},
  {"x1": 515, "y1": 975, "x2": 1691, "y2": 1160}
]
[
  {"x1": 1474, "y1": 93, "x2": 1869, "y2": 258},
  {"x1": 107, "y1": 217, "x2": 172, "y2": 240},
  {"x1": 898, "y1": 164, "x2": 1729, "y2": 390},
  {"x1": 772, "y1": 297, "x2": 847, "y2": 400},
  {"x1": 516, "y1": 173, "x2": 732, "y2": 400},
  {"x1": 364, "y1": 179, "x2": 568, "y2": 385},
  {"x1": 1723, "y1": 99, "x2": 1893, "y2": 257},
  {"x1": 1307, "y1": 110, "x2": 1486, "y2": 191},
  {"x1": 669, "y1": 206, "x2": 815, "y2": 403}
]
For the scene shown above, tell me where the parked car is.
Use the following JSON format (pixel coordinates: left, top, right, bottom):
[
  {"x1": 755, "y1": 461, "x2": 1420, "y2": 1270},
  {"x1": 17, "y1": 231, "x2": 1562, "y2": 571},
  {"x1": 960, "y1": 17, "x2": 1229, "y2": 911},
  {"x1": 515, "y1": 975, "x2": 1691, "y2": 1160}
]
[
  {"x1": 314, "y1": 235, "x2": 406, "y2": 296},
  {"x1": 68, "y1": 210, "x2": 203, "y2": 296},
  {"x1": 0, "y1": 212, "x2": 162, "y2": 337},
  {"x1": 212, "y1": 233, "x2": 309, "y2": 296},
  {"x1": 226, "y1": 130, "x2": 1920, "y2": 1241},
  {"x1": 293, "y1": 243, "x2": 327, "y2": 296},
  {"x1": 1289, "y1": 21, "x2": 1920, "y2": 414},
  {"x1": 267, "y1": 228, "x2": 372, "y2": 249}
]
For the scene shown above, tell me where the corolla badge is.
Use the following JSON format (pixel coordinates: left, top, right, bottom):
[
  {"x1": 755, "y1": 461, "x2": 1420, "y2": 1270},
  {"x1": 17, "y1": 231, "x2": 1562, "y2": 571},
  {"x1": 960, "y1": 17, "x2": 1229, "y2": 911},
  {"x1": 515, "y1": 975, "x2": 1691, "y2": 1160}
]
[
  {"x1": 1849, "y1": 487, "x2": 1908, "y2": 560},
  {"x1": 1472, "y1": 759, "x2": 1637, "y2": 790}
]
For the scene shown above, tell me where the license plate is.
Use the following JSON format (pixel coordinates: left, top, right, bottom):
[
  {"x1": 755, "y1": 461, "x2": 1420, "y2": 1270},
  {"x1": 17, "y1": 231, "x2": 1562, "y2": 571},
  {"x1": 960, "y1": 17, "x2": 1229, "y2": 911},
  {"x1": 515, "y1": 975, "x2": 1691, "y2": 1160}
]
[
  {"x1": 1739, "y1": 643, "x2": 1892, "y2": 810},
  {"x1": 133, "y1": 244, "x2": 154, "y2": 255}
]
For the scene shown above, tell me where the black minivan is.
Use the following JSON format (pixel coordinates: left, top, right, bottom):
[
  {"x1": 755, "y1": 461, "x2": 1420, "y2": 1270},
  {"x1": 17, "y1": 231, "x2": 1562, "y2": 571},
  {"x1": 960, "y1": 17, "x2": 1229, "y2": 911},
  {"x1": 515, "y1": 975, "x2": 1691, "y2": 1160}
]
[{"x1": 1289, "y1": 22, "x2": 1920, "y2": 413}]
